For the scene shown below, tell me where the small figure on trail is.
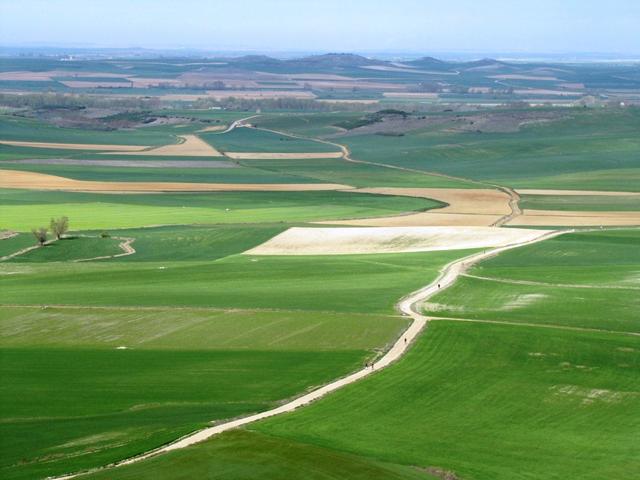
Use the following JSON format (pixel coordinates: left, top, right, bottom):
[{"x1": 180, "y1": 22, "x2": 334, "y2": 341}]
[
  {"x1": 404, "y1": 338, "x2": 407, "y2": 345},
  {"x1": 438, "y1": 283, "x2": 441, "y2": 289}
]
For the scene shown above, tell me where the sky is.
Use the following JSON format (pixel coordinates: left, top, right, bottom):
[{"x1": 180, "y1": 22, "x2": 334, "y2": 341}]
[{"x1": 1, "y1": 0, "x2": 639, "y2": 55}]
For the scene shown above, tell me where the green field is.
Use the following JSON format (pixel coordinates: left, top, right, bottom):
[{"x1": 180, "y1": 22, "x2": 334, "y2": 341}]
[
  {"x1": 0, "y1": 161, "x2": 319, "y2": 184},
  {"x1": 520, "y1": 193, "x2": 640, "y2": 211},
  {"x1": 0, "y1": 248, "x2": 469, "y2": 313},
  {"x1": 6, "y1": 236, "x2": 122, "y2": 262},
  {"x1": 425, "y1": 230, "x2": 640, "y2": 332},
  {"x1": 71, "y1": 228, "x2": 640, "y2": 480},
  {"x1": 341, "y1": 109, "x2": 640, "y2": 191},
  {"x1": 0, "y1": 217, "x2": 471, "y2": 479},
  {"x1": 0, "y1": 189, "x2": 440, "y2": 232},
  {"x1": 240, "y1": 158, "x2": 477, "y2": 188},
  {"x1": 1, "y1": 79, "x2": 639, "y2": 480},
  {"x1": 81, "y1": 321, "x2": 640, "y2": 480},
  {"x1": 0, "y1": 115, "x2": 172, "y2": 146}
]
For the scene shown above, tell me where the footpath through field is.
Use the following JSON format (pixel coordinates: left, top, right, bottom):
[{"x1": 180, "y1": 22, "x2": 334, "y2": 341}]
[{"x1": 51, "y1": 227, "x2": 565, "y2": 479}]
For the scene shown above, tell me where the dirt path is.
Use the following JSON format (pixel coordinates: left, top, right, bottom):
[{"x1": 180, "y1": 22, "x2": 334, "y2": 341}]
[
  {"x1": 246, "y1": 122, "x2": 522, "y2": 227},
  {"x1": 0, "y1": 239, "x2": 58, "y2": 262},
  {"x1": 51, "y1": 228, "x2": 564, "y2": 480},
  {"x1": 73, "y1": 237, "x2": 136, "y2": 262}
]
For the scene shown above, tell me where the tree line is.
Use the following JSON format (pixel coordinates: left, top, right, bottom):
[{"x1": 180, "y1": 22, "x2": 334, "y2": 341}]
[{"x1": 32, "y1": 216, "x2": 69, "y2": 246}]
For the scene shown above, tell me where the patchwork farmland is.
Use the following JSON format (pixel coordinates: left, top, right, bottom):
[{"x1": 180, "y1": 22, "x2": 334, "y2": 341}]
[{"x1": 0, "y1": 51, "x2": 639, "y2": 480}]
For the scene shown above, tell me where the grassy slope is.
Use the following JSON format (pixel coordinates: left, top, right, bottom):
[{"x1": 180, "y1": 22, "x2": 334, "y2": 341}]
[
  {"x1": 0, "y1": 162, "x2": 319, "y2": 184},
  {"x1": 252, "y1": 322, "x2": 639, "y2": 480},
  {"x1": 240, "y1": 158, "x2": 477, "y2": 188},
  {"x1": 426, "y1": 230, "x2": 640, "y2": 332},
  {"x1": 95, "y1": 228, "x2": 640, "y2": 480},
  {"x1": 520, "y1": 193, "x2": 640, "y2": 211},
  {"x1": 7, "y1": 236, "x2": 122, "y2": 262},
  {"x1": 343, "y1": 108, "x2": 640, "y2": 191},
  {"x1": 0, "y1": 347, "x2": 368, "y2": 480},
  {"x1": 0, "y1": 223, "x2": 468, "y2": 479},
  {"x1": 0, "y1": 250, "x2": 469, "y2": 313},
  {"x1": 0, "y1": 306, "x2": 408, "y2": 480},
  {"x1": 0, "y1": 189, "x2": 440, "y2": 231},
  {"x1": 0, "y1": 115, "x2": 172, "y2": 145},
  {"x1": 107, "y1": 224, "x2": 288, "y2": 262},
  {"x1": 85, "y1": 430, "x2": 432, "y2": 480},
  {"x1": 0, "y1": 233, "x2": 34, "y2": 257}
]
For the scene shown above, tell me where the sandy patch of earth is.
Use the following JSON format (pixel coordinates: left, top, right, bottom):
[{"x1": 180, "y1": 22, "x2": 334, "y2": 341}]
[
  {"x1": 0, "y1": 169, "x2": 350, "y2": 193},
  {"x1": 246, "y1": 226, "x2": 552, "y2": 255},
  {"x1": 317, "y1": 188, "x2": 510, "y2": 227},
  {"x1": 197, "y1": 125, "x2": 228, "y2": 132},
  {"x1": 0, "y1": 140, "x2": 147, "y2": 151},
  {"x1": 102, "y1": 135, "x2": 222, "y2": 157},
  {"x1": 224, "y1": 151, "x2": 343, "y2": 159},
  {"x1": 6, "y1": 158, "x2": 236, "y2": 169},
  {"x1": 508, "y1": 209, "x2": 640, "y2": 226},
  {"x1": 517, "y1": 189, "x2": 640, "y2": 196}
]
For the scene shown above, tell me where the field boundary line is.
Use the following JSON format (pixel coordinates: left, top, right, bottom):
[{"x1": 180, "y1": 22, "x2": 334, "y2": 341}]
[
  {"x1": 243, "y1": 121, "x2": 522, "y2": 226},
  {"x1": 461, "y1": 272, "x2": 640, "y2": 290},
  {"x1": 0, "y1": 304, "x2": 400, "y2": 319},
  {"x1": 49, "y1": 229, "x2": 566, "y2": 480},
  {"x1": 430, "y1": 316, "x2": 640, "y2": 337},
  {"x1": 73, "y1": 236, "x2": 136, "y2": 262},
  {"x1": 0, "y1": 238, "x2": 58, "y2": 262}
]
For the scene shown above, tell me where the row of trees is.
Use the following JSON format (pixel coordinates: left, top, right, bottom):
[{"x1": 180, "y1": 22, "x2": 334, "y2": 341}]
[{"x1": 32, "y1": 216, "x2": 68, "y2": 246}]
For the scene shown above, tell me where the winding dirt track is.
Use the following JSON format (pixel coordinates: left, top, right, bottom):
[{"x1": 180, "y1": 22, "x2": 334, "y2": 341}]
[
  {"x1": 246, "y1": 123, "x2": 523, "y2": 227},
  {"x1": 52, "y1": 228, "x2": 564, "y2": 480}
]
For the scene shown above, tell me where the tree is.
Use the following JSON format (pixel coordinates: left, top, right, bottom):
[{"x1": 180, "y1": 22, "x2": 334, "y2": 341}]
[
  {"x1": 50, "y1": 216, "x2": 69, "y2": 240},
  {"x1": 32, "y1": 227, "x2": 48, "y2": 246}
]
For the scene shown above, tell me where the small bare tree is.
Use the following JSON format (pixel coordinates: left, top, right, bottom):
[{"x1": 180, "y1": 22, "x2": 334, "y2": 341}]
[
  {"x1": 50, "y1": 216, "x2": 69, "y2": 240},
  {"x1": 32, "y1": 227, "x2": 48, "y2": 246}
]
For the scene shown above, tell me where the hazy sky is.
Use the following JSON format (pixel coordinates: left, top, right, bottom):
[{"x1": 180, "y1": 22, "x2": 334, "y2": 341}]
[{"x1": 1, "y1": 0, "x2": 639, "y2": 54}]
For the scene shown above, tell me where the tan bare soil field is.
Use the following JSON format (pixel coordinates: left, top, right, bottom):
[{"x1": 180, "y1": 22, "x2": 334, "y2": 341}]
[
  {"x1": 246, "y1": 226, "x2": 552, "y2": 255},
  {"x1": 508, "y1": 209, "x2": 640, "y2": 227},
  {"x1": 224, "y1": 151, "x2": 344, "y2": 160},
  {"x1": 320, "y1": 212, "x2": 504, "y2": 227},
  {"x1": 0, "y1": 140, "x2": 148, "y2": 151},
  {"x1": 517, "y1": 189, "x2": 640, "y2": 196},
  {"x1": 356, "y1": 187, "x2": 511, "y2": 214},
  {"x1": 318, "y1": 187, "x2": 511, "y2": 227},
  {"x1": 6, "y1": 158, "x2": 236, "y2": 168},
  {"x1": 198, "y1": 125, "x2": 228, "y2": 132},
  {"x1": 103, "y1": 135, "x2": 222, "y2": 157},
  {"x1": 0, "y1": 169, "x2": 349, "y2": 193}
]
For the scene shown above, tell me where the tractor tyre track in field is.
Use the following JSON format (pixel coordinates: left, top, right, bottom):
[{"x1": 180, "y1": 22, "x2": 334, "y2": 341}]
[{"x1": 51, "y1": 228, "x2": 566, "y2": 480}]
